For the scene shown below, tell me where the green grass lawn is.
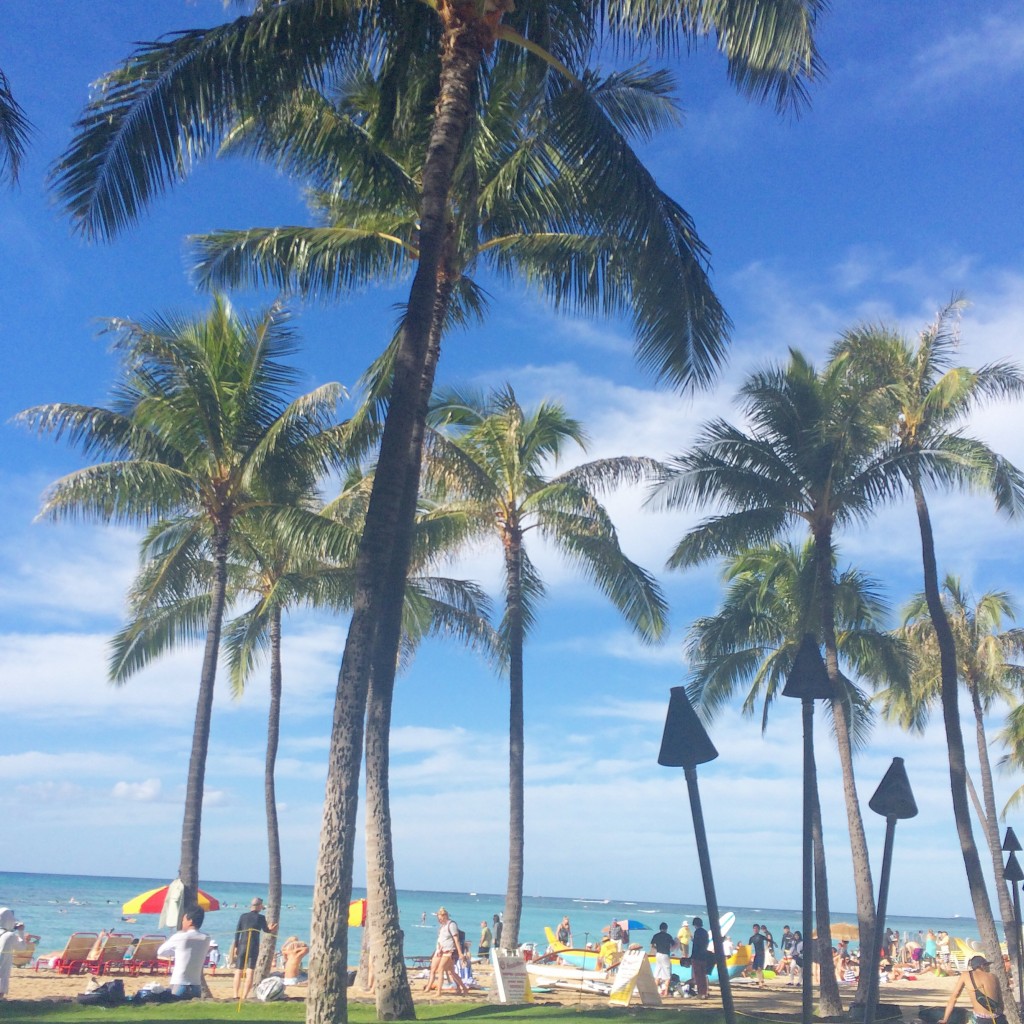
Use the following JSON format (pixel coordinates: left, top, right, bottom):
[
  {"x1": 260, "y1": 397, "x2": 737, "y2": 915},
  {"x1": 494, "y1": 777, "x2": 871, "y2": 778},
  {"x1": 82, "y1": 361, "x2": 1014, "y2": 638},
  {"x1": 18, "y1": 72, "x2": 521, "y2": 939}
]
[{"x1": 0, "y1": 1001, "x2": 724, "y2": 1023}]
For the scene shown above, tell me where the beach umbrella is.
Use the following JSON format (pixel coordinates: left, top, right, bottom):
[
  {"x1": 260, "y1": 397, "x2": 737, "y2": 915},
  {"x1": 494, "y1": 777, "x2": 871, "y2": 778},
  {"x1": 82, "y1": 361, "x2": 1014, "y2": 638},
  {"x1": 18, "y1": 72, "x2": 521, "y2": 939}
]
[
  {"x1": 122, "y1": 882, "x2": 220, "y2": 916},
  {"x1": 619, "y1": 919, "x2": 650, "y2": 931},
  {"x1": 830, "y1": 922, "x2": 859, "y2": 942}
]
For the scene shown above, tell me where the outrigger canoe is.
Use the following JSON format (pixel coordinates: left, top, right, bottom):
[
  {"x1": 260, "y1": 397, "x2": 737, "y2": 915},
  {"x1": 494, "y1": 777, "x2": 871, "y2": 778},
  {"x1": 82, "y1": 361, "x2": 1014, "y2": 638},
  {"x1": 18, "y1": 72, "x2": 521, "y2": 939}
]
[{"x1": 541, "y1": 919, "x2": 750, "y2": 984}]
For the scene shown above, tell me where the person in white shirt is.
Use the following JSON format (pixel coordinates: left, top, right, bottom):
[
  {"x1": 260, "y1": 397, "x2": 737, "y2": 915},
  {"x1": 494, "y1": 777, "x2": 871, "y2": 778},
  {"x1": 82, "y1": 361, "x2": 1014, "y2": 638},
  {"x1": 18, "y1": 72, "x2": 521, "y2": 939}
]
[
  {"x1": 0, "y1": 908, "x2": 31, "y2": 999},
  {"x1": 157, "y1": 906, "x2": 211, "y2": 999}
]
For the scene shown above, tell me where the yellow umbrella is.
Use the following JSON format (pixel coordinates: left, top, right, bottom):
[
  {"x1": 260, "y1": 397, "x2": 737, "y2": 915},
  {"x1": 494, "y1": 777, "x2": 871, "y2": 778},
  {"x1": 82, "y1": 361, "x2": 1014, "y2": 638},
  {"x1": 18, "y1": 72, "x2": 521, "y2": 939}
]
[{"x1": 830, "y1": 922, "x2": 860, "y2": 942}]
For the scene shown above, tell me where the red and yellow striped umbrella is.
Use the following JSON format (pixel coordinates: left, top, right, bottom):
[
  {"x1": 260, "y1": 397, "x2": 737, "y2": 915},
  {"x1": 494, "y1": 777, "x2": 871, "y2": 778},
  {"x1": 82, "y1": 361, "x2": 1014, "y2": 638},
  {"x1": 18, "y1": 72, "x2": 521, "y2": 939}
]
[{"x1": 122, "y1": 884, "x2": 220, "y2": 916}]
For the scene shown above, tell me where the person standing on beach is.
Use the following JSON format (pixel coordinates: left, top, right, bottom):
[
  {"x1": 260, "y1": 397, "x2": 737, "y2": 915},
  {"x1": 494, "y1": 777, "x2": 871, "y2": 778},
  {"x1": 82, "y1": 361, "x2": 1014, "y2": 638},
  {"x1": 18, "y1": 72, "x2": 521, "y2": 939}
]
[
  {"x1": 157, "y1": 905, "x2": 211, "y2": 999},
  {"x1": 230, "y1": 897, "x2": 277, "y2": 1000},
  {"x1": 478, "y1": 921, "x2": 492, "y2": 957},
  {"x1": 677, "y1": 920, "x2": 691, "y2": 957},
  {"x1": 789, "y1": 930, "x2": 804, "y2": 986},
  {"x1": 690, "y1": 916, "x2": 710, "y2": 999},
  {"x1": 939, "y1": 955, "x2": 1004, "y2": 1024},
  {"x1": 650, "y1": 922, "x2": 678, "y2": 997},
  {"x1": 748, "y1": 924, "x2": 768, "y2": 988},
  {"x1": 556, "y1": 916, "x2": 573, "y2": 947},
  {"x1": 492, "y1": 914, "x2": 503, "y2": 951},
  {"x1": 0, "y1": 909, "x2": 30, "y2": 999}
]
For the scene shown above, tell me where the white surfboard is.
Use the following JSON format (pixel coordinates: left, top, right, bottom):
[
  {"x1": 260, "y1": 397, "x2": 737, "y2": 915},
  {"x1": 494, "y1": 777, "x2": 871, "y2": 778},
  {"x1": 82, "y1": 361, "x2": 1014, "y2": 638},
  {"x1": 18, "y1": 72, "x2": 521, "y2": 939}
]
[{"x1": 719, "y1": 911, "x2": 736, "y2": 937}]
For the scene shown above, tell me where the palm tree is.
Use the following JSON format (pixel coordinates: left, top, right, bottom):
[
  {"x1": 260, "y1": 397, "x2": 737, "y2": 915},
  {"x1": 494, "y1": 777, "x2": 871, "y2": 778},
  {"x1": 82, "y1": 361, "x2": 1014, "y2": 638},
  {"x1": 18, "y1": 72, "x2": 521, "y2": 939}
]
[
  {"x1": 0, "y1": 65, "x2": 30, "y2": 185},
  {"x1": 685, "y1": 540, "x2": 906, "y2": 1009},
  {"x1": 686, "y1": 540, "x2": 904, "y2": 732},
  {"x1": 322, "y1": 465, "x2": 499, "y2": 1019},
  {"x1": 15, "y1": 296, "x2": 344, "y2": 915},
  {"x1": 650, "y1": 350, "x2": 908, "y2": 1013},
  {"x1": 425, "y1": 385, "x2": 667, "y2": 947},
  {"x1": 195, "y1": 56, "x2": 728, "y2": 1011},
  {"x1": 834, "y1": 302, "x2": 1024, "y2": 1017},
  {"x1": 879, "y1": 575, "x2": 1024, "y2": 970},
  {"x1": 49, "y1": 8, "x2": 827, "y2": 1019}
]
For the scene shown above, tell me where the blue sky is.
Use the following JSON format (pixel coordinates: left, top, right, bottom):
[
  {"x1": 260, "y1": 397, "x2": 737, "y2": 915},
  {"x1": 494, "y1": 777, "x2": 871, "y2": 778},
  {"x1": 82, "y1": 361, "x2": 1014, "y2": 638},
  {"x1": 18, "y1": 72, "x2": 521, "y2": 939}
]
[{"x1": 2, "y1": 2, "x2": 1024, "y2": 919}]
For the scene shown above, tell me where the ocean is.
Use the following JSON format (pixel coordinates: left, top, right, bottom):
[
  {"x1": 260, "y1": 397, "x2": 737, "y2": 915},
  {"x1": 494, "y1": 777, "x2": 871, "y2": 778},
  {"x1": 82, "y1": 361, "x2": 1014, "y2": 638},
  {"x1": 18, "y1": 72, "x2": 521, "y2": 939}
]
[{"x1": 0, "y1": 871, "x2": 987, "y2": 963}]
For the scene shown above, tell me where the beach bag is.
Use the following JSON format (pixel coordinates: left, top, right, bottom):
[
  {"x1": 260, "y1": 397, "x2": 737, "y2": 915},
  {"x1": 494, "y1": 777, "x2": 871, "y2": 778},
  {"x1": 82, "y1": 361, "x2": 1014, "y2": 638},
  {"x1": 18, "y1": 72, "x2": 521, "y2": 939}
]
[
  {"x1": 256, "y1": 976, "x2": 286, "y2": 1002},
  {"x1": 77, "y1": 979, "x2": 126, "y2": 1006}
]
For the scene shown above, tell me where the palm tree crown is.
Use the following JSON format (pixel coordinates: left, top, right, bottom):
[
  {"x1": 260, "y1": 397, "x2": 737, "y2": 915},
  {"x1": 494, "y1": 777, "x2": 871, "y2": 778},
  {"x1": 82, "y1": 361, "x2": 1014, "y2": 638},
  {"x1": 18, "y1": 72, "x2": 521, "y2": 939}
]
[{"x1": 15, "y1": 296, "x2": 344, "y2": 914}]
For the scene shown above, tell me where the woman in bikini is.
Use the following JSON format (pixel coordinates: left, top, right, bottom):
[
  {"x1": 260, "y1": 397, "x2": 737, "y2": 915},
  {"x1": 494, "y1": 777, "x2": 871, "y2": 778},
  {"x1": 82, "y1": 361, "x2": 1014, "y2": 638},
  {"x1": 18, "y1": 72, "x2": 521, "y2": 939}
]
[{"x1": 939, "y1": 955, "x2": 1005, "y2": 1024}]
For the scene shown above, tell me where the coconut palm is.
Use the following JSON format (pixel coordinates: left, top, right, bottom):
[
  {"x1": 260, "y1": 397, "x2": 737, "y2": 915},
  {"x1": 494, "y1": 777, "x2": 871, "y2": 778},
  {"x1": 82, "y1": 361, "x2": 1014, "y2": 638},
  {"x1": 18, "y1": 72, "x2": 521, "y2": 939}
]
[
  {"x1": 194, "y1": 56, "x2": 728, "y2": 1011},
  {"x1": 0, "y1": 65, "x2": 30, "y2": 185},
  {"x1": 50, "y1": 8, "x2": 826, "y2": 1018},
  {"x1": 834, "y1": 303, "x2": 1024, "y2": 1014},
  {"x1": 879, "y1": 576, "x2": 1024, "y2": 968},
  {"x1": 686, "y1": 540, "x2": 905, "y2": 732},
  {"x1": 686, "y1": 539, "x2": 907, "y2": 1007},
  {"x1": 15, "y1": 296, "x2": 344, "y2": 916},
  {"x1": 425, "y1": 385, "x2": 667, "y2": 947},
  {"x1": 650, "y1": 350, "x2": 910, "y2": 1012}
]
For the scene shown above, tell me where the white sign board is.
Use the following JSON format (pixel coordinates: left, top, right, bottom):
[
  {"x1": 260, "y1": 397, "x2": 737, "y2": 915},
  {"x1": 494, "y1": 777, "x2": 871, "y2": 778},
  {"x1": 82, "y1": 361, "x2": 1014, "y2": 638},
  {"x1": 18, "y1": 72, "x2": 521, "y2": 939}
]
[
  {"x1": 490, "y1": 952, "x2": 533, "y2": 1003},
  {"x1": 608, "y1": 948, "x2": 662, "y2": 1007}
]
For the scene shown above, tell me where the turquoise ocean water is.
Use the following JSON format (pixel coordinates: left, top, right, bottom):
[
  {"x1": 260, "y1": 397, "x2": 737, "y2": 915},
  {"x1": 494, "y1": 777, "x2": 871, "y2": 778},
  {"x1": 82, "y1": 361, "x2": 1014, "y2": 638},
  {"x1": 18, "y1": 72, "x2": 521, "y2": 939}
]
[{"x1": 0, "y1": 871, "x2": 988, "y2": 964}]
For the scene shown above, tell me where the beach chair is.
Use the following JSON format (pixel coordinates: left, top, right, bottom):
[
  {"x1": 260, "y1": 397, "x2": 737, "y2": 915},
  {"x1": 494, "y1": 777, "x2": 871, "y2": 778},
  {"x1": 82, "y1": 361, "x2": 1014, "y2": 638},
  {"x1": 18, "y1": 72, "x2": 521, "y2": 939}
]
[
  {"x1": 123, "y1": 934, "x2": 169, "y2": 976},
  {"x1": 89, "y1": 932, "x2": 136, "y2": 975},
  {"x1": 12, "y1": 934, "x2": 40, "y2": 968},
  {"x1": 34, "y1": 932, "x2": 99, "y2": 975}
]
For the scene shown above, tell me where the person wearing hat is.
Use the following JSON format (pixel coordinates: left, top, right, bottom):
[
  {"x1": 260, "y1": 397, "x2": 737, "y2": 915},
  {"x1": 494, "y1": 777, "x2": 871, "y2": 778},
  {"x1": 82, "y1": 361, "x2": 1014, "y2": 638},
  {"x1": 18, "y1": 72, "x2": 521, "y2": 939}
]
[
  {"x1": 677, "y1": 920, "x2": 691, "y2": 958},
  {"x1": 939, "y1": 954, "x2": 1004, "y2": 1024},
  {"x1": 230, "y1": 897, "x2": 278, "y2": 1000}
]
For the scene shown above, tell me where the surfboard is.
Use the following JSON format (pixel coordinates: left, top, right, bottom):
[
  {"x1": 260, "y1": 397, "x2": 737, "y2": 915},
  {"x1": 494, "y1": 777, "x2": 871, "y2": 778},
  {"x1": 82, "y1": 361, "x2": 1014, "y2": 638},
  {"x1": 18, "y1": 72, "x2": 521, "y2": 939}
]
[{"x1": 719, "y1": 912, "x2": 736, "y2": 937}]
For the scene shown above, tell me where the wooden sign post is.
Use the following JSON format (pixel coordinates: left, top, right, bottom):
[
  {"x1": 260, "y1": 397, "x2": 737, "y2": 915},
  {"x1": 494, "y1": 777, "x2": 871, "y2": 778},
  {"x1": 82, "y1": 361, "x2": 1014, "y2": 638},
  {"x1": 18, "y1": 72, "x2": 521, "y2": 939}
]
[{"x1": 608, "y1": 948, "x2": 662, "y2": 1007}]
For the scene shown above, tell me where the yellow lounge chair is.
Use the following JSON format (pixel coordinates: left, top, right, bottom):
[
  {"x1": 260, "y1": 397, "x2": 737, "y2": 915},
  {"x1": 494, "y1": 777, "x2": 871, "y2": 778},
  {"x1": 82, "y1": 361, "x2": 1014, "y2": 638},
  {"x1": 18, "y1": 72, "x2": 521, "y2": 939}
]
[{"x1": 12, "y1": 934, "x2": 40, "y2": 968}]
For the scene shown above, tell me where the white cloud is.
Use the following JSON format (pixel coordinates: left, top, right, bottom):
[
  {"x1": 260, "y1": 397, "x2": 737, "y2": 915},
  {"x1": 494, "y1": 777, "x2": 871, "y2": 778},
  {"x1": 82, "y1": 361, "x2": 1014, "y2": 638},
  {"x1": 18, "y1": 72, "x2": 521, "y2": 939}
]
[
  {"x1": 907, "y1": 13, "x2": 1024, "y2": 94},
  {"x1": 112, "y1": 778, "x2": 161, "y2": 801}
]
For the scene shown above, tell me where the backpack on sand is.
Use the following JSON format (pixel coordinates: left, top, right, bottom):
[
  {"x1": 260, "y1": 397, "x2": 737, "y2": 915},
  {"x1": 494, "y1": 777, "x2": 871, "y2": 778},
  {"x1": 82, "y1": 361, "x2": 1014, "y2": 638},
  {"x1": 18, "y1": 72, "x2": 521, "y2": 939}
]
[{"x1": 255, "y1": 976, "x2": 286, "y2": 1002}]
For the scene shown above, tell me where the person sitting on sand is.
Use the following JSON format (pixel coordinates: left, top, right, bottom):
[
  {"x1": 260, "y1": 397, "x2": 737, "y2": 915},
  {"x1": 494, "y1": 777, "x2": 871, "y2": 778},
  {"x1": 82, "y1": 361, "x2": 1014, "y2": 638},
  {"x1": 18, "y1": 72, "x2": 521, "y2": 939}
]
[
  {"x1": 940, "y1": 954, "x2": 1003, "y2": 1024},
  {"x1": 281, "y1": 936, "x2": 309, "y2": 985}
]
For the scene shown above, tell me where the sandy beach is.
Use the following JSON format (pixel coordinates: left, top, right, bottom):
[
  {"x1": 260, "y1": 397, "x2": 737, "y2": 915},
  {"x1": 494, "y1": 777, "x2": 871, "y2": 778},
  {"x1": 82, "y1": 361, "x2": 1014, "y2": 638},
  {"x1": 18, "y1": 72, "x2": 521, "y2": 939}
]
[{"x1": 3, "y1": 959, "x2": 962, "y2": 1018}]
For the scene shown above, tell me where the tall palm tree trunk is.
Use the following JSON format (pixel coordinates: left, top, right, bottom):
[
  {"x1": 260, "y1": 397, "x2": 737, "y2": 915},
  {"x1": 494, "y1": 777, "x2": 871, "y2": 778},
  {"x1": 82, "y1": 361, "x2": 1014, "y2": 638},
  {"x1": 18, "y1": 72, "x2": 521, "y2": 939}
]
[
  {"x1": 365, "y1": 668, "x2": 413, "y2": 1018},
  {"x1": 501, "y1": 530, "x2": 526, "y2": 950},
  {"x1": 970, "y1": 683, "x2": 1021, "y2": 975},
  {"x1": 913, "y1": 479, "x2": 1019, "y2": 1022},
  {"x1": 813, "y1": 532, "x2": 876, "y2": 1005},
  {"x1": 362, "y1": 284, "x2": 450, "y2": 1021},
  {"x1": 812, "y1": 771, "x2": 843, "y2": 1015},
  {"x1": 178, "y1": 525, "x2": 230, "y2": 916},
  {"x1": 255, "y1": 605, "x2": 283, "y2": 984},
  {"x1": 308, "y1": 17, "x2": 486, "y2": 1024}
]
